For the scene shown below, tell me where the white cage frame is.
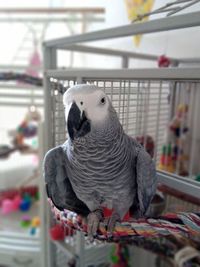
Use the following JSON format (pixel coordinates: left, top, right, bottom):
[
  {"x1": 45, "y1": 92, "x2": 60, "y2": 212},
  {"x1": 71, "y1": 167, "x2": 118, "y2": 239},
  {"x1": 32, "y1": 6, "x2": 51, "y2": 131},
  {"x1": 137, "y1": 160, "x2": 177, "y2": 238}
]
[{"x1": 43, "y1": 11, "x2": 200, "y2": 267}]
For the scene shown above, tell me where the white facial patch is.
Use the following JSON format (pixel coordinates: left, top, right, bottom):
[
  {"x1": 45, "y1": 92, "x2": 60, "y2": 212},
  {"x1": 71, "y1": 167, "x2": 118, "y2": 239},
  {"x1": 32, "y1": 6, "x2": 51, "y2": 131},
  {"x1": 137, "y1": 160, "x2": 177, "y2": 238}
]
[{"x1": 63, "y1": 85, "x2": 109, "y2": 126}]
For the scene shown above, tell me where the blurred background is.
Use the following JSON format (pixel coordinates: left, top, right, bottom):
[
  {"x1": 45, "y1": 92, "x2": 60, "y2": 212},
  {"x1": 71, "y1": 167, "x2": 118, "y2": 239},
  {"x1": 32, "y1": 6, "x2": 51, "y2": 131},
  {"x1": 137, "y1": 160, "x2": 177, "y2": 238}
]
[{"x1": 0, "y1": 1, "x2": 200, "y2": 267}]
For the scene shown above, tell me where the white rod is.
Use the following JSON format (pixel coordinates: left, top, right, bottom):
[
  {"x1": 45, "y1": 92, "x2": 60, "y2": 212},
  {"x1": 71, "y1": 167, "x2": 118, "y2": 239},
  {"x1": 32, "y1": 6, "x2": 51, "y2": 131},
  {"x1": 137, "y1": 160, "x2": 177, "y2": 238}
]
[
  {"x1": 188, "y1": 83, "x2": 198, "y2": 178},
  {"x1": 154, "y1": 81, "x2": 162, "y2": 163},
  {"x1": 44, "y1": 11, "x2": 200, "y2": 47},
  {"x1": 0, "y1": 64, "x2": 42, "y2": 70},
  {"x1": 46, "y1": 68, "x2": 200, "y2": 80},
  {"x1": 0, "y1": 93, "x2": 43, "y2": 99},
  {"x1": 0, "y1": 18, "x2": 104, "y2": 23},
  {"x1": 0, "y1": 7, "x2": 105, "y2": 14},
  {"x1": 57, "y1": 45, "x2": 200, "y2": 64},
  {"x1": 0, "y1": 84, "x2": 42, "y2": 90},
  {"x1": 61, "y1": 45, "x2": 162, "y2": 62},
  {"x1": 157, "y1": 171, "x2": 200, "y2": 198},
  {"x1": 0, "y1": 101, "x2": 43, "y2": 107}
]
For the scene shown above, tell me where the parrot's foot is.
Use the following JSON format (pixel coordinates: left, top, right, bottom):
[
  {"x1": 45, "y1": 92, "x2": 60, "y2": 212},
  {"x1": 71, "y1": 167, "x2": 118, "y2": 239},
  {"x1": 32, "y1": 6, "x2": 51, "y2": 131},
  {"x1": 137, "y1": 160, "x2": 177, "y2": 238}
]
[
  {"x1": 87, "y1": 209, "x2": 103, "y2": 241},
  {"x1": 104, "y1": 212, "x2": 120, "y2": 237}
]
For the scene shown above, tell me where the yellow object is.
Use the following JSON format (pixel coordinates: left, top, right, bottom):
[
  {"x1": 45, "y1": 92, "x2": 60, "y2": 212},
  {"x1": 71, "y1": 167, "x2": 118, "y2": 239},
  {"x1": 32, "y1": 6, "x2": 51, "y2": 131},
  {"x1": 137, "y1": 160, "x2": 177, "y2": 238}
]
[
  {"x1": 158, "y1": 163, "x2": 165, "y2": 171},
  {"x1": 178, "y1": 104, "x2": 188, "y2": 114},
  {"x1": 158, "y1": 163, "x2": 175, "y2": 173},
  {"x1": 124, "y1": 0, "x2": 155, "y2": 46},
  {"x1": 31, "y1": 216, "x2": 40, "y2": 227},
  {"x1": 166, "y1": 164, "x2": 175, "y2": 173}
]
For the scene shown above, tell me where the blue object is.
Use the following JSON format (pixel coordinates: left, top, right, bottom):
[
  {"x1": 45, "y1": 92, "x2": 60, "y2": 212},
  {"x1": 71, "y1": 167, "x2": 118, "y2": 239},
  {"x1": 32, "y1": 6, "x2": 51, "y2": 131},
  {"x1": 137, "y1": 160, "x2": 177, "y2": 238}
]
[
  {"x1": 20, "y1": 199, "x2": 31, "y2": 212},
  {"x1": 30, "y1": 227, "x2": 36, "y2": 235}
]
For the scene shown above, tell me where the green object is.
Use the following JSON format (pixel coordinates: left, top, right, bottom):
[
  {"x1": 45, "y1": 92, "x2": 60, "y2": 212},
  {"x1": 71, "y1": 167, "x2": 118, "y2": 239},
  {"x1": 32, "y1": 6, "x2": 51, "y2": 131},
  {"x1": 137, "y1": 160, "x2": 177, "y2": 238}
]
[
  {"x1": 167, "y1": 143, "x2": 172, "y2": 155},
  {"x1": 23, "y1": 193, "x2": 32, "y2": 202},
  {"x1": 195, "y1": 174, "x2": 200, "y2": 182},
  {"x1": 162, "y1": 145, "x2": 166, "y2": 155},
  {"x1": 110, "y1": 245, "x2": 119, "y2": 263},
  {"x1": 35, "y1": 191, "x2": 40, "y2": 201},
  {"x1": 20, "y1": 220, "x2": 31, "y2": 228},
  {"x1": 110, "y1": 244, "x2": 130, "y2": 266},
  {"x1": 32, "y1": 138, "x2": 38, "y2": 149},
  {"x1": 18, "y1": 126, "x2": 23, "y2": 133}
]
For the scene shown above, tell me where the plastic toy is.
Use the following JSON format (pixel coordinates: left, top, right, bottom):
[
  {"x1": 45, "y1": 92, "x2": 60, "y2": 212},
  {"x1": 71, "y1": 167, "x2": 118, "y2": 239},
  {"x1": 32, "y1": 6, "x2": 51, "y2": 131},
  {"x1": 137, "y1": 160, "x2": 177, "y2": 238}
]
[
  {"x1": 0, "y1": 187, "x2": 39, "y2": 215},
  {"x1": 31, "y1": 216, "x2": 40, "y2": 227},
  {"x1": 158, "y1": 55, "x2": 171, "y2": 68},
  {"x1": 20, "y1": 198, "x2": 31, "y2": 212},
  {"x1": 20, "y1": 215, "x2": 40, "y2": 235},
  {"x1": 13, "y1": 109, "x2": 40, "y2": 149},
  {"x1": 1, "y1": 194, "x2": 22, "y2": 214},
  {"x1": 30, "y1": 227, "x2": 37, "y2": 235},
  {"x1": 158, "y1": 104, "x2": 189, "y2": 175},
  {"x1": 12, "y1": 195, "x2": 22, "y2": 211},
  {"x1": 50, "y1": 224, "x2": 65, "y2": 241},
  {"x1": 21, "y1": 215, "x2": 31, "y2": 228},
  {"x1": 158, "y1": 144, "x2": 175, "y2": 173},
  {"x1": 0, "y1": 106, "x2": 41, "y2": 158},
  {"x1": 1, "y1": 199, "x2": 15, "y2": 214},
  {"x1": 29, "y1": 216, "x2": 40, "y2": 235}
]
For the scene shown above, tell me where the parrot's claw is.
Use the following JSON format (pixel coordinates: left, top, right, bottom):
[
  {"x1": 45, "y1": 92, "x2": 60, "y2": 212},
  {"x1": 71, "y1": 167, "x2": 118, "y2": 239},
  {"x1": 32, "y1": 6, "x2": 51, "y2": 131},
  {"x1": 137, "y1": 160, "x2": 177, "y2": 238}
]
[
  {"x1": 87, "y1": 209, "x2": 103, "y2": 241},
  {"x1": 104, "y1": 212, "x2": 120, "y2": 237}
]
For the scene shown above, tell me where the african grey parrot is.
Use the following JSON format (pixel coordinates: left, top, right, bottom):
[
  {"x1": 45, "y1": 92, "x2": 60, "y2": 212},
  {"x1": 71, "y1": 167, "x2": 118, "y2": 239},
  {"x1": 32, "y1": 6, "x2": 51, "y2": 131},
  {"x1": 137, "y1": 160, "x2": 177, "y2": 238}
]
[{"x1": 44, "y1": 84, "x2": 157, "y2": 237}]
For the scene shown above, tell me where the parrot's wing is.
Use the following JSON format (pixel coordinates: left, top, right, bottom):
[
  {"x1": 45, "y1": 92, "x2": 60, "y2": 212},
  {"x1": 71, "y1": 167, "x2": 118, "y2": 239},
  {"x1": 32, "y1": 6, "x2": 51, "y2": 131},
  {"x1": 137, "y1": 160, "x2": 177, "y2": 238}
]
[
  {"x1": 43, "y1": 146, "x2": 90, "y2": 216},
  {"x1": 130, "y1": 139, "x2": 157, "y2": 217}
]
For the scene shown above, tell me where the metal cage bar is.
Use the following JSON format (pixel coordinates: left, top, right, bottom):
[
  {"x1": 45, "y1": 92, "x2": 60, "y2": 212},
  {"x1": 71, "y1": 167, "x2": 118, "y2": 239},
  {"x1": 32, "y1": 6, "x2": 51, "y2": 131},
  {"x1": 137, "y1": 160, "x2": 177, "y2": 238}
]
[
  {"x1": 44, "y1": 11, "x2": 200, "y2": 48},
  {"x1": 46, "y1": 68, "x2": 200, "y2": 80}
]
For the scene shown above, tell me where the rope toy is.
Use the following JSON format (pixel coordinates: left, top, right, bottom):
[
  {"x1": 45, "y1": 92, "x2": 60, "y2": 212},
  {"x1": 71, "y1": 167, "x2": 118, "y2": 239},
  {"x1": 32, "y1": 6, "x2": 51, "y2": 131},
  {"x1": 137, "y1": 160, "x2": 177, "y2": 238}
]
[
  {"x1": 49, "y1": 199, "x2": 200, "y2": 262},
  {"x1": 49, "y1": 200, "x2": 200, "y2": 242}
]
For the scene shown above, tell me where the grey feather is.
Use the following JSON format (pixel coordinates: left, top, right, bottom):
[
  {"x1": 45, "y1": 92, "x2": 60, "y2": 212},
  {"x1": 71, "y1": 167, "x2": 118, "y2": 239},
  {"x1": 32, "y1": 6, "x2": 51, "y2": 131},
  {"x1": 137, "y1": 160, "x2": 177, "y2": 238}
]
[
  {"x1": 129, "y1": 139, "x2": 157, "y2": 217},
  {"x1": 43, "y1": 146, "x2": 90, "y2": 216}
]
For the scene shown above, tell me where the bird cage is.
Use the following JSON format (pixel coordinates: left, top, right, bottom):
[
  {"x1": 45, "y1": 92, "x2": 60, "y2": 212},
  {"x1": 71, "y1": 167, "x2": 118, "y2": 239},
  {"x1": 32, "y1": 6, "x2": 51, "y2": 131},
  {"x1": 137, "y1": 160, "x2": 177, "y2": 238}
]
[
  {"x1": 47, "y1": 67, "x2": 200, "y2": 179},
  {"x1": 43, "y1": 10, "x2": 200, "y2": 267},
  {"x1": 48, "y1": 68, "x2": 200, "y2": 219},
  {"x1": 44, "y1": 67, "x2": 200, "y2": 266}
]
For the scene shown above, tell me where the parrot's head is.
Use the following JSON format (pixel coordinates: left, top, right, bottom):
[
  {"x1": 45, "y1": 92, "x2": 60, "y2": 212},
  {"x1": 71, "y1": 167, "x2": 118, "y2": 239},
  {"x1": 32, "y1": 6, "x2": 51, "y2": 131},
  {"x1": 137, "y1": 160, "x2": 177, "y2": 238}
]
[{"x1": 63, "y1": 84, "x2": 118, "y2": 140}]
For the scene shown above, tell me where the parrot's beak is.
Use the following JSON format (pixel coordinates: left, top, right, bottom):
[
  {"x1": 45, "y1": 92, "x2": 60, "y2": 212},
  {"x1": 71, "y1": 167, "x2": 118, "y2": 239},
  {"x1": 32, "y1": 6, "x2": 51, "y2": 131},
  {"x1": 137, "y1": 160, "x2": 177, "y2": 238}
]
[{"x1": 67, "y1": 102, "x2": 91, "y2": 140}]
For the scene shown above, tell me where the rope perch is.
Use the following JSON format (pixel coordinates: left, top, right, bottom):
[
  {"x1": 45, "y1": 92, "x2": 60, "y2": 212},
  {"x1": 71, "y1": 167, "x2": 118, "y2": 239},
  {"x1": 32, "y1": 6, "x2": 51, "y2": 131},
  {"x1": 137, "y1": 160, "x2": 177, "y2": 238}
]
[{"x1": 49, "y1": 200, "x2": 200, "y2": 242}]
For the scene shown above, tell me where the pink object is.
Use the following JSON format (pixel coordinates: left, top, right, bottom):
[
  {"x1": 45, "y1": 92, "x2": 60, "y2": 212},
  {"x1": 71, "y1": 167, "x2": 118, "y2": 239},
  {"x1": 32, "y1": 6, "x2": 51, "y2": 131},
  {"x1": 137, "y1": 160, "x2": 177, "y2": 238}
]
[
  {"x1": 158, "y1": 55, "x2": 171, "y2": 68},
  {"x1": 22, "y1": 215, "x2": 31, "y2": 221},
  {"x1": 12, "y1": 195, "x2": 22, "y2": 210},
  {"x1": 1, "y1": 199, "x2": 15, "y2": 214},
  {"x1": 26, "y1": 49, "x2": 41, "y2": 78}
]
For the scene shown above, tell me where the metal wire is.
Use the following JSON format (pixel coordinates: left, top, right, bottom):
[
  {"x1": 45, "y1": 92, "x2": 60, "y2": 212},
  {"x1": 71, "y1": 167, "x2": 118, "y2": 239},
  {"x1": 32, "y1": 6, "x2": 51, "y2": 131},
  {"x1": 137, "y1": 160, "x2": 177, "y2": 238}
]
[
  {"x1": 50, "y1": 78, "x2": 169, "y2": 160},
  {"x1": 49, "y1": 77, "x2": 200, "y2": 180}
]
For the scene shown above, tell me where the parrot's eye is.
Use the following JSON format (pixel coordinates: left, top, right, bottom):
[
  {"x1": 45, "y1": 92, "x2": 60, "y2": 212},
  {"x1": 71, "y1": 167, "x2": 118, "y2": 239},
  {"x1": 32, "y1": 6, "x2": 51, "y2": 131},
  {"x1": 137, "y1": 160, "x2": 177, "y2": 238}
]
[{"x1": 100, "y1": 97, "x2": 106, "y2": 105}]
